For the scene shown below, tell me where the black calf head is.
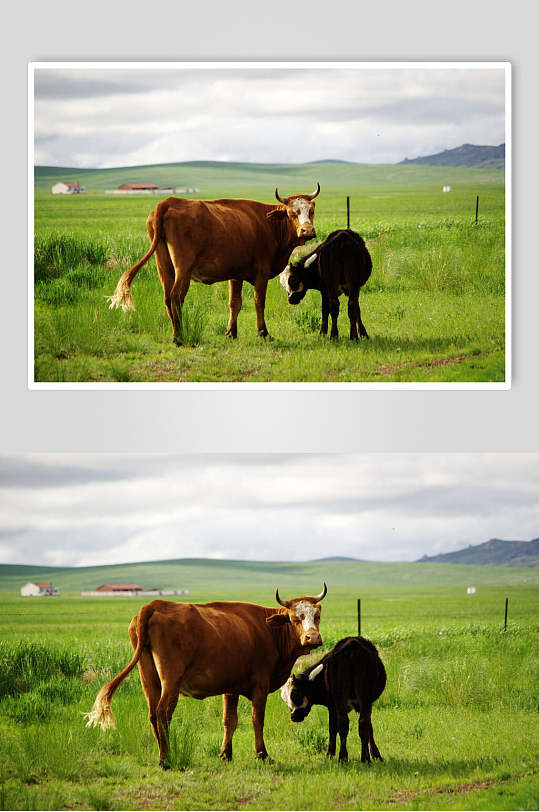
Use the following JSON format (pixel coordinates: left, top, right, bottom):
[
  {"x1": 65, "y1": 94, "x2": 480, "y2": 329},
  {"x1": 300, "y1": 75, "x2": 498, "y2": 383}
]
[
  {"x1": 279, "y1": 251, "x2": 320, "y2": 304},
  {"x1": 280, "y1": 663, "x2": 323, "y2": 721}
]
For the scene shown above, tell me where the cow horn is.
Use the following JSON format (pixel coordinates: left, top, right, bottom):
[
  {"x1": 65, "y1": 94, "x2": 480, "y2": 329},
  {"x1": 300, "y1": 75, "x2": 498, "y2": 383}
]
[
  {"x1": 305, "y1": 182, "x2": 321, "y2": 201},
  {"x1": 313, "y1": 582, "x2": 327, "y2": 602},
  {"x1": 275, "y1": 187, "x2": 286, "y2": 204},
  {"x1": 275, "y1": 587, "x2": 291, "y2": 608}
]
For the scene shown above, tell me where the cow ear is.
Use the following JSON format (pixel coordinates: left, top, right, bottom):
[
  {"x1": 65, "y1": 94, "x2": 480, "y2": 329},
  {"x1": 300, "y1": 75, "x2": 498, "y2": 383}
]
[
  {"x1": 266, "y1": 208, "x2": 287, "y2": 220},
  {"x1": 309, "y1": 663, "x2": 324, "y2": 681},
  {"x1": 266, "y1": 613, "x2": 290, "y2": 626}
]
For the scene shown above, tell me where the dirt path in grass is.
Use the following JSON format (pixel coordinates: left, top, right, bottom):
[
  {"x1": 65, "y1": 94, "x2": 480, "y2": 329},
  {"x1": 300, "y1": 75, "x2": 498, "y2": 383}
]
[{"x1": 372, "y1": 349, "x2": 491, "y2": 377}]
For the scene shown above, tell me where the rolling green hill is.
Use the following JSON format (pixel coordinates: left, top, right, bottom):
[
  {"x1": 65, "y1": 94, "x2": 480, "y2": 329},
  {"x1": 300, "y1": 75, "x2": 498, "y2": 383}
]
[
  {"x1": 1, "y1": 557, "x2": 536, "y2": 599},
  {"x1": 417, "y1": 537, "x2": 539, "y2": 567},
  {"x1": 400, "y1": 143, "x2": 505, "y2": 169},
  {"x1": 34, "y1": 159, "x2": 504, "y2": 194}
]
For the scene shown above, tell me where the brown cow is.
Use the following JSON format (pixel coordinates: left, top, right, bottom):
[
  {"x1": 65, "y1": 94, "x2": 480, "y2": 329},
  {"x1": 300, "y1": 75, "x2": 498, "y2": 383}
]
[
  {"x1": 84, "y1": 584, "x2": 327, "y2": 767},
  {"x1": 107, "y1": 185, "x2": 320, "y2": 343}
]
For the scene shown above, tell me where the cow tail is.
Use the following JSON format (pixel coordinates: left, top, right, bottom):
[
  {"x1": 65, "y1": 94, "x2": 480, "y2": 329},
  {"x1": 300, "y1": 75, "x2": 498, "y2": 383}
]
[
  {"x1": 106, "y1": 199, "x2": 169, "y2": 312},
  {"x1": 83, "y1": 602, "x2": 157, "y2": 731}
]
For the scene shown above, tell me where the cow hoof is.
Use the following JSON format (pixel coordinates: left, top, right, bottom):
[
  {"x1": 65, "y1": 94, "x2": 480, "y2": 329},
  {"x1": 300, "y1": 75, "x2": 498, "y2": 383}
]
[
  {"x1": 225, "y1": 329, "x2": 237, "y2": 339},
  {"x1": 159, "y1": 761, "x2": 171, "y2": 771},
  {"x1": 219, "y1": 751, "x2": 232, "y2": 762},
  {"x1": 257, "y1": 331, "x2": 270, "y2": 339},
  {"x1": 255, "y1": 750, "x2": 269, "y2": 760}
]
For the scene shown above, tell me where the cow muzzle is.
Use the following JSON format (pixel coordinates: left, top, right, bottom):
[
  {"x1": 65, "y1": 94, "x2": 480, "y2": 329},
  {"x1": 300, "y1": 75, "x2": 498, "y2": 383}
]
[
  {"x1": 298, "y1": 225, "x2": 316, "y2": 239},
  {"x1": 291, "y1": 707, "x2": 309, "y2": 722},
  {"x1": 288, "y1": 289, "x2": 306, "y2": 305},
  {"x1": 301, "y1": 630, "x2": 322, "y2": 648}
]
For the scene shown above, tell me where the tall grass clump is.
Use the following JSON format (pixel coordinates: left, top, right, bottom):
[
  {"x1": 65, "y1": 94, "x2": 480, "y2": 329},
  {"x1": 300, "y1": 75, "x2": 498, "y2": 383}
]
[
  {"x1": 0, "y1": 641, "x2": 84, "y2": 699},
  {"x1": 34, "y1": 234, "x2": 108, "y2": 282}
]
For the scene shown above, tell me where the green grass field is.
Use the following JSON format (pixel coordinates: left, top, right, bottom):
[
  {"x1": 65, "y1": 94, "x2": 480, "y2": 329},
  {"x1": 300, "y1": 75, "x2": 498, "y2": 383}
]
[
  {"x1": 0, "y1": 559, "x2": 536, "y2": 810},
  {"x1": 33, "y1": 161, "x2": 506, "y2": 383}
]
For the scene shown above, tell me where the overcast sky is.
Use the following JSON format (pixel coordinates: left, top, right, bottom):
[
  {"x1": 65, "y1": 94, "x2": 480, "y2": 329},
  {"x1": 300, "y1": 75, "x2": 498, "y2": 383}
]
[
  {"x1": 0, "y1": 454, "x2": 536, "y2": 568},
  {"x1": 34, "y1": 66, "x2": 506, "y2": 168}
]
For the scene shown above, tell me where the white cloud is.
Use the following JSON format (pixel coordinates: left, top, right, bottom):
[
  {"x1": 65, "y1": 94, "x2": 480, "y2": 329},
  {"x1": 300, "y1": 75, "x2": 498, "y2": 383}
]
[
  {"x1": 0, "y1": 454, "x2": 537, "y2": 567},
  {"x1": 34, "y1": 67, "x2": 506, "y2": 167}
]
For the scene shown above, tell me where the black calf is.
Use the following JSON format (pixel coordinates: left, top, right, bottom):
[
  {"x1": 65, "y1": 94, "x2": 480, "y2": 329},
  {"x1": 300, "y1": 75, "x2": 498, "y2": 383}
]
[
  {"x1": 281, "y1": 636, "x2": 386, "y2": 763},
  {"x1": 280, "y1": 229, "x2": 372, "y2": 340}
]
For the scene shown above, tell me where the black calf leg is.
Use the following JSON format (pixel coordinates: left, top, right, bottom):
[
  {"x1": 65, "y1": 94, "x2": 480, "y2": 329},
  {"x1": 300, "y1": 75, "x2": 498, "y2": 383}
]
[
  {"x1": 326, "y1": 708, "x2": 337, "y2": 757},
  {"x1": 329, "y1": 296, "x2": 340, "y2": 340},
  {"x1": 369, "y1": 721, "x2": 383, "y2": 761},
  {"x1": 337, "y1": 712, "x2": 349, "y2": 762},
  {"x1": 348, "y1": 297, "x2": 359, "y2": 341},
  {"x1": 358, "y1": 715, "x2": 372, "y2": 763},
  {"x1": 358, "y1": 302, "x2": 369, "y2": 339},
  {"x1": 320, "y1": 291, "x2": 329, "y2": 335}
]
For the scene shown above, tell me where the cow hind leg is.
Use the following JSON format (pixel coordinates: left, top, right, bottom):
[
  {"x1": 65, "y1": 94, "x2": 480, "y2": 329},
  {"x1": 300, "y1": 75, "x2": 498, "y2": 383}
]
[
  {"x1": 128, "y1": 621, "x2": 162, "y2": 750},
  {"x1": 326, "y1": 707, "x2": 338, "y2": 757},
  {"x1": 147, "y1": 218, "x2": 175, "y2": 328},
  {"x1": 336, "y1": 710, "x2": 349, "y2": 762},
  {"x1": 320, "y1": 291, "x2": 329, "y2": 336},
  {"x1": 348, "y1": 297, "x2": 360, "y2": 341},
  {"x1": 329, "y1": 295, "x2": 340, "y2": 340},
  {"x1": 358, "y1": 703, "x2": 373, "y2": 763},
  {"x1": 166, "y1": 237, "x2": 196, "y2": 346},
  {"x1": 156, "y1": 682, "x2": 182, "y2": 769},
  {"x1": 220, "y1": 693, "x2": 239, "y2": 761},
  {"x1": 369, "y1": 720, "x2": 382, "y2": 761},
  {"x1": 226, "y1": 280, "x2": 243, "y2": 339},
  {"x1": 357, "y1": 301, "x2": 369, "y2": 339}
]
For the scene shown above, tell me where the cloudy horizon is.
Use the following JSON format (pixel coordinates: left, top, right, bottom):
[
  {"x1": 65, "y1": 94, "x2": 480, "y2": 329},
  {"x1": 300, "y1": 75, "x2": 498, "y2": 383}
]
[
  {"x1": 34, "y1": 66, "x2": 506, "y2": 169},
  {"x1": 0, "y1": 454, "x2": 537, "y2": 568}
]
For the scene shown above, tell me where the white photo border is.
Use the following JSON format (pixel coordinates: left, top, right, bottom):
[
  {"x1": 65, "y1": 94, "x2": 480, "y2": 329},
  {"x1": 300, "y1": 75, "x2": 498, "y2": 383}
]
[{"x1": 28, "y1": 61, "x2": 511, "y2": 391}]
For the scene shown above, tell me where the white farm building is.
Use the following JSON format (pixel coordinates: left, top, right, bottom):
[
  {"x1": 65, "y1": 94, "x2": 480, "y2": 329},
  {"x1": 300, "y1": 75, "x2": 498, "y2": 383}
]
[
  {"x1": 51, "y1": 181, "x2": 85, "y2": 195},
  {"x1": 20, "y1": 581, "x2": 59, "y2": 597}
]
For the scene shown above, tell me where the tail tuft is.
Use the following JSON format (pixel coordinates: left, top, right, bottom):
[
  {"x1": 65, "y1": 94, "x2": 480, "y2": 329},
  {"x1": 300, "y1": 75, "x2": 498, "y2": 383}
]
[
  {"x1": 106, "y1": 279, "x2": 135, "y2": 312},
  {"x1": 82, "y1": 687, "x2": 116, "y2": 731}
]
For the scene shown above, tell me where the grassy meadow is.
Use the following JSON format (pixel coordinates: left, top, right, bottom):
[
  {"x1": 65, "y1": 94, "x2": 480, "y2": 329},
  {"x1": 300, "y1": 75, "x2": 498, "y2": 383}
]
[
  {"x1": 33, "y1": 161, "x2": 506, "y2": 383},
  {"x1": 0, "y1": 559, "x2": 537, "y2": 810}
]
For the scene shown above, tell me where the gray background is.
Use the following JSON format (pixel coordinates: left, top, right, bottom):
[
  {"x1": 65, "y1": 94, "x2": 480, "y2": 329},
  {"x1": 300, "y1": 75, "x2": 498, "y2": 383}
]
[{"x1": 2, "y1": 0, "x2": 535, "y2": 453}]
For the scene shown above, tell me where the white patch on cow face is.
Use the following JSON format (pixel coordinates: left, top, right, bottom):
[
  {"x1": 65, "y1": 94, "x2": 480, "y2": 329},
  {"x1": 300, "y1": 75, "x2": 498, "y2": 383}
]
[
  {"x1": 280, "y1": 678, "x2": 308, "y2": 712},
  {"x1": 294, "y1": 600, "x2": 319, "y2": 633},
  {"x1": 291, "y1": 198, "x2": 314, "y2": 227},
  {"x1": 280, "y1": 266, "x2": 291, "y2": 293},
  {"x1": 280, "y1": 266, "x2": 304, "y2": 296},
  {"x1": 280, "y1": 678, "x2": 294, "y2": 710},
  {"x1": 304, "y1": 253, "x2": 317, "y2": 268}
]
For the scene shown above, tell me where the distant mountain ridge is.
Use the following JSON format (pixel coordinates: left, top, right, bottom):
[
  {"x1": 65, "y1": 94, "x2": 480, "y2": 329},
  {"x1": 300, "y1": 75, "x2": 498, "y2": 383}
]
[
  {"x1": 417, "y1": 537, "x2": 539, "y2": 567},
  {"x1": 399, "y1": 143, "x2": 505, "y2": 169}
]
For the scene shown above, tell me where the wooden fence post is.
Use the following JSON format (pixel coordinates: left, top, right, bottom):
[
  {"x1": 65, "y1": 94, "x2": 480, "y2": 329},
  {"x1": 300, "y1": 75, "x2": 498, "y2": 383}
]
[
  {"x1": 357, "y1": 598, "x2": 361, "y2": 636},
  {"x1": 347, "y1": 196, "x2": 350, "y2": 229}
]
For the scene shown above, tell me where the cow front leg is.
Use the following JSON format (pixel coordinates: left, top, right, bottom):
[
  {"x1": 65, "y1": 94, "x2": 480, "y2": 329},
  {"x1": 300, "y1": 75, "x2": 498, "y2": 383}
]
[
  {"x1": 226, "y1": 279, "x2": 243, "y2": 339},
  {"x1": 337, "y1": 711, "x2": 349, "y2": 762},
  {"x1": 253, "y1": 276, "x2": 270, "y2": 338},
  {"x1": 320, "y1": 291, "x2": 329, "y2": 335},
  {"x1": 220, "y1": 693, "x2": 239, "y2": 761},
  {"x1": 329, "y1": 295, "x2": 340, "y2": 340},
  {"x1": 251, "y1": 688, "x2": 269, "y2": 759},
  {"x1": 326, "y1": 707, "x2": 338, "y2": 757}
]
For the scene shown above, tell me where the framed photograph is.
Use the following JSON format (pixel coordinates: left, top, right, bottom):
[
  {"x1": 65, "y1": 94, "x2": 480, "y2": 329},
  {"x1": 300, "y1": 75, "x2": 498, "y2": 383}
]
[{"x1": 29, "y1": 62, "x2": 510, "y2": 389}]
